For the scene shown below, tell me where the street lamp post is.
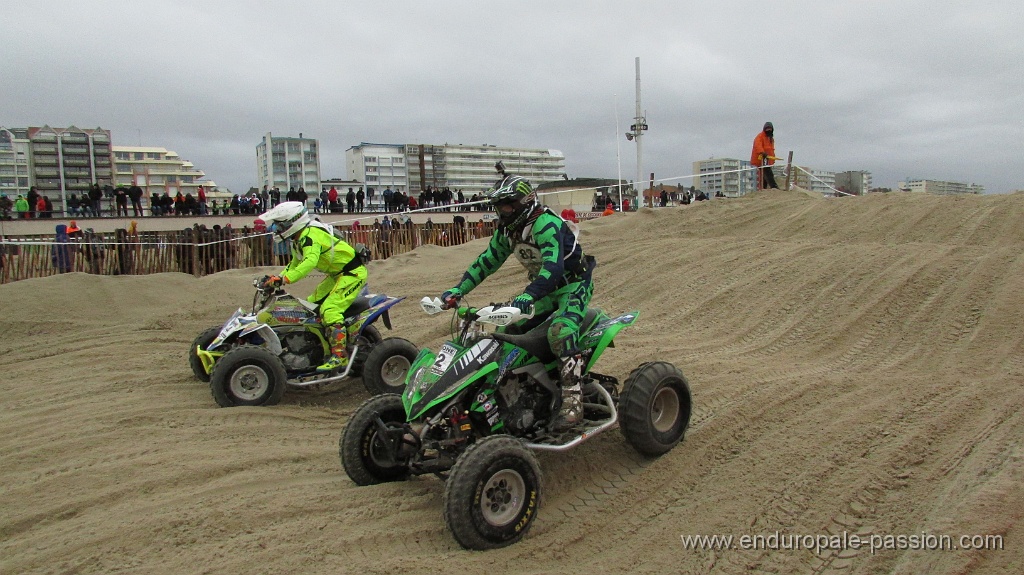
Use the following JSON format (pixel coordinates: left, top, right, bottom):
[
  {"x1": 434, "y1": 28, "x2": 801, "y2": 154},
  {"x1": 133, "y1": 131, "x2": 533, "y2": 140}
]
[{"x1": 615, "y1": 94, "x2": 623, "y2": 210}]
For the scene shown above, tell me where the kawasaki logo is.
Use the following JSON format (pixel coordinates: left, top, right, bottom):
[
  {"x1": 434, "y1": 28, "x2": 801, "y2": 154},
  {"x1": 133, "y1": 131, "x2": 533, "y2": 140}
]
[{"x1": 456, "y1": 339, "x2": 500, "y2": 373}]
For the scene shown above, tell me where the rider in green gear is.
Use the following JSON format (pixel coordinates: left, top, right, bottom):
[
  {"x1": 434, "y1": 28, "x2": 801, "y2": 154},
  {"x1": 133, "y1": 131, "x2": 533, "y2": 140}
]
[
  {"x1": 441, "y1": 162, "x2": 595, "y2": 430},
  {"x1": 259, "y1": 201, "x2": 369, "y2": 373}
]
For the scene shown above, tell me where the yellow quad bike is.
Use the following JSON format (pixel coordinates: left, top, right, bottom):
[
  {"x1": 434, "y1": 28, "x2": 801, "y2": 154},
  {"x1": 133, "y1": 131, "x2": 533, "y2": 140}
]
[{"x1": 190, "y1": 277, "x2": 417, "y2": 407}]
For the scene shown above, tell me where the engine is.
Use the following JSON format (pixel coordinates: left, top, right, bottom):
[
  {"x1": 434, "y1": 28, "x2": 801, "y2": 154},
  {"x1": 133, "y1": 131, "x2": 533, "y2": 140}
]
[
  {"x1": 278, "y1": 329, "x2": 323, "y2": 372},
  {"x1": 498, "y1": 374, "x2": 549, "y2": 435}
]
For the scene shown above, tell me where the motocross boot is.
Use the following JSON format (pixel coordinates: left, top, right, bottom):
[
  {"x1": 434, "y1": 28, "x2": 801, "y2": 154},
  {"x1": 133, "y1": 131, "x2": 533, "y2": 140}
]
[
  {"x1": 316, "y1": 324, "x2": 349, "y2": 373},
  {"x1": 550, "y1": 353, "x2": 584, "y2": 431}
]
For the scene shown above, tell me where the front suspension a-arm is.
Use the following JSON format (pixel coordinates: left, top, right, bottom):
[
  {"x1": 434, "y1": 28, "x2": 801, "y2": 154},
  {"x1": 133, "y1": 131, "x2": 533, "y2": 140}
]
[{"x1": 372, "y1": 418, "x2": 419, "y2": 466}]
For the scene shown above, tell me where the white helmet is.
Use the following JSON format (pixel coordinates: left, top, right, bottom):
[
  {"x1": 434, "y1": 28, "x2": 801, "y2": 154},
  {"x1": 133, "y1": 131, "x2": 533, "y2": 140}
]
[{"x1": 259, "y1": 201, "x2": 309, "y2": 239}]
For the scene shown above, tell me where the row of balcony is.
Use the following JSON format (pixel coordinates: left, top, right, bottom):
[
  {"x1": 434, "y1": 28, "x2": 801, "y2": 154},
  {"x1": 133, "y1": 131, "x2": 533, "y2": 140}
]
[
  {"x1": 32, "y1": 145, "x2": 113, "y2": 158},
  {"x1": 32, "y1": 156, "x2": 110, "y2": 167},
  {"x1": 113, "y1": 167, "x2": 201, "y2": 177},
  {"x1": 30, "y1": 134, "x2": 110, "y2": 143},
  {"x1": 362, "y1": 158, "x2": 405, "y2": 165},
  {"x1": 31, "y1": 179, "x2": 110, "y2": 191},
  {"x1": 34, "y1": 167, "x2": 111, "y2": 177}
]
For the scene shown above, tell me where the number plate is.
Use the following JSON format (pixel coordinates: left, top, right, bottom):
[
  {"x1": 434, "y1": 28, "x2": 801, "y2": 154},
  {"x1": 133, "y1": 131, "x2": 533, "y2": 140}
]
[{"x1": 431, "y1": 342, "x2": 459, "y2": 375}]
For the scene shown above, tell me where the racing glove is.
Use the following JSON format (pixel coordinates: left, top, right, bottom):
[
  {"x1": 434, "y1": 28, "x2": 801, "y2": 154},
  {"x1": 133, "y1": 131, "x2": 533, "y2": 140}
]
[
  {"x1": 510, "y1": 293, "x2": 534, "y2": 314},
  {"x1": 262, "y1": 275, "x2": 284, "y2": 289},
  {"x1": 440, "y1": 287, "x2": 463, "y2": 309}
]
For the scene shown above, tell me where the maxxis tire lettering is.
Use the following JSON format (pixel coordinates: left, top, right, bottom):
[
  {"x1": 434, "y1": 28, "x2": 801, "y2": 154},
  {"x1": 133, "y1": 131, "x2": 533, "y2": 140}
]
[{"x1": 442, "y1": 435, "x2": 542, "y2": 550}]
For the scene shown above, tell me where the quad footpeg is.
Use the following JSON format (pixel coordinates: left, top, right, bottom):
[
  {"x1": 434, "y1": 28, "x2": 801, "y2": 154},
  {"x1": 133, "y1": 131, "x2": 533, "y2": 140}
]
[{"x1": 523, "y1": 384, "x2": 619, "y2": 451}]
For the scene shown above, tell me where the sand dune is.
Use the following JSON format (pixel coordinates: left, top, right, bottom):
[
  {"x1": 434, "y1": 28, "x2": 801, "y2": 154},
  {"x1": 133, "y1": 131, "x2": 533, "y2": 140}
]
[{"x1": 2, "y1": 189, "x2": 1021, "y2": 574}]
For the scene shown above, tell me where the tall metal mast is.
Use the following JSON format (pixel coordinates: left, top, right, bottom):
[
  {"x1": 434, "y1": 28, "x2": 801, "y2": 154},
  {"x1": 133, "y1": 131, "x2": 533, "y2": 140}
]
[{"x1": 625, "y1": 57, "x2": 648, "y2": 207}]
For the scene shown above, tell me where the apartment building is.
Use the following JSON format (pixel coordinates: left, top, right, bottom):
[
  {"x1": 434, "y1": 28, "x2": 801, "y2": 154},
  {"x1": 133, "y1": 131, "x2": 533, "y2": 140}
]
[
  {"x1": 0, "y1": 128, "x2": 31, "y2": 197},
  {"x1": 804, "y1": 168, "x2": 836, "y2": 195},
  {"x1": 899, "y1": 179, "x2": 984, "y2": 195},
  {"x1": 692, "y1": 158, "x2": 757, "y2": 198},
  {"x1": 345, "y1": 143, "x2": 566, "y2": 195},
  {"x1": 834, "y1": 171, "x2": 874, "y2": 196},
  {"x1": 26, "y1": 125, "x2": 114, "y2": 212},
  {"x1": 113, "y1": 146, "x2": 220, "y2": 204},
  {"x1": 344, "y1": 143, "x2": 407, "y2": 192},
  {"x1": 256, "y1": 132, "x2": 322, "y2": 194}
]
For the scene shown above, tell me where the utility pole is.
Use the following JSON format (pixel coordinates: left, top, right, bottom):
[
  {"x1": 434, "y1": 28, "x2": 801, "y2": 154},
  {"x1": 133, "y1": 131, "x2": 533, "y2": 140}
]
[{"x1": 624, "y1": 57, "x2": 648, "y2": 209}]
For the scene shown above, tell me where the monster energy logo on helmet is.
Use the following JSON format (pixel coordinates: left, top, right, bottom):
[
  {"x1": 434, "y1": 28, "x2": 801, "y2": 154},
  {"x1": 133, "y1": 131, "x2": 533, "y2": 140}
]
[{"x1": 488, "y1": 165, "x2": 539, "y2": 232}]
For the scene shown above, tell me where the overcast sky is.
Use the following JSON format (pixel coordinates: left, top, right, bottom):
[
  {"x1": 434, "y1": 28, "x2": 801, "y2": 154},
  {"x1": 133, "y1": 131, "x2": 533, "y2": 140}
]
[{"x1": 5, "y1": 1, "x2": 1023, "y2": 193}]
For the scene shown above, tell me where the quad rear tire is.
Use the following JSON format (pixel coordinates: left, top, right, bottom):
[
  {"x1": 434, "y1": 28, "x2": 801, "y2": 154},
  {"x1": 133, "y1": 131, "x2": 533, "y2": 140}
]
[
  {"x1": 189, "y1": 326, "x2": 222, "y2": 382},
  {"x1": 443, "y1": 435, "x2": 542, "y2": 550},
  {"x1": 618, "y1": 361, "x2": 692, "y2": 456},
  {"x1": 209, "y1": 345, "x2": 288, "y2": 407},
  {"x1": 361, "y1": 337, "x2": 419, "y2": 395},
  {"x1": 340, "y1": 394, "x2": 411, "y2": 485}
]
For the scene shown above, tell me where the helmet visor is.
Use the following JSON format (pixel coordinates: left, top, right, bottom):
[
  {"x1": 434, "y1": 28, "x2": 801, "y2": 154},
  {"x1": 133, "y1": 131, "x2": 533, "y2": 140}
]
[{"x1": 493, "y1": 200, "x2": 517, "y2": 217}]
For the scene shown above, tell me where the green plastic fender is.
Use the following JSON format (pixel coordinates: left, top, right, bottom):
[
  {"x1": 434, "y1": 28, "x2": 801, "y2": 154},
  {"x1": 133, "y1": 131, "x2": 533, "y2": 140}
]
[{"x1": 579, "y1": 310, "x2": 641, "y2": 372}]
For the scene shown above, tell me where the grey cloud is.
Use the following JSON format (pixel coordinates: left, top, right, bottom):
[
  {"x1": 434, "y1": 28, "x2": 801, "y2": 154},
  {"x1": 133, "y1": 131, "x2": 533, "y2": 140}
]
[{"x1": 3, "y1": 0, "x2": 1021, "y2": 193}]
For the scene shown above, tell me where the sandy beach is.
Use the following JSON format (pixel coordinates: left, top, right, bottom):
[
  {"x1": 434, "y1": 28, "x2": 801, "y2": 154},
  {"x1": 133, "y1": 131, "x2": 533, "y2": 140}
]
[{"x1": 2, "y1": 189, "x2": 1021, "y2": 574}]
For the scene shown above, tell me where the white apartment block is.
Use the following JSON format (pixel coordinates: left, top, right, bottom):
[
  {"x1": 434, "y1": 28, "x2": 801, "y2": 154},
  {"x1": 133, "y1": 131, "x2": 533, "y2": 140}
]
[
  {"x1": 0, "y1": 128, "x2": 31, "y2": 197},
  {"x1": 899, "y1": 179, "x2": 984, "y2": 195},
  {"x1": 345, "y1": 143, "x2": 566, "y2": 195},
  {"x1": 113, "y1": 146, "x2": 220, "y2": 203},
  {"x1": 692, "y1": 158, "x2": 757, "y2": 198},
  {"x1": 786, "y1": 166, "x2": 837, "y2": 194},
  {"x1": 805, "y1": 169, "x2": 836, "y2": 194},
  {"x1": 345, "y1": 143, "x2": 408, "y2": 192},
  {"x1": 256, "y1": 132, "x2": 322, "y2": 194}
]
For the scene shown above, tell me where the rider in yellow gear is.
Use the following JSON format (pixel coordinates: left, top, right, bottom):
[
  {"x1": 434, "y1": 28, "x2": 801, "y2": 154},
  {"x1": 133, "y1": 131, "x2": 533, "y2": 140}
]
[{"x1": 259, "y1": 201, "x2": 368, "y2": 372}]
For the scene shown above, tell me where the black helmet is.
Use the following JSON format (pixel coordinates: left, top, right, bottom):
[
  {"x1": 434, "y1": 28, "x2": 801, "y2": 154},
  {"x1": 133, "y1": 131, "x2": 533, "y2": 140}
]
[{"x1": 488, "y1": 174, "x2": 538, "y2": 230}]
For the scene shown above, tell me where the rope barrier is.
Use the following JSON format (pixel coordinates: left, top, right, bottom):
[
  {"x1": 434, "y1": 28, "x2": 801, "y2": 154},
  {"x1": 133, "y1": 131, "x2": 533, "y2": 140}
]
[{"x1": 793, "y1": 165, "x2": 852, "y2": 197}]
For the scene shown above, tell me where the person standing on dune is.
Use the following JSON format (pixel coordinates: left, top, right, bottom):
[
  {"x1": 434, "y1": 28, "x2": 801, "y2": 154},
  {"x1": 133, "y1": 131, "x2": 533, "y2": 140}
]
[{"x1": 751, "y1": 121, "x2": 780, "y2": 190}]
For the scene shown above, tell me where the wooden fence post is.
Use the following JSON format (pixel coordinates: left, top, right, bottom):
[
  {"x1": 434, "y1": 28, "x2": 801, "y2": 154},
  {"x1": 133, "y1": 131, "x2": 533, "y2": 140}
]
[{"x1": 784, "y1": 151, "x2": 795, "y2": 191}]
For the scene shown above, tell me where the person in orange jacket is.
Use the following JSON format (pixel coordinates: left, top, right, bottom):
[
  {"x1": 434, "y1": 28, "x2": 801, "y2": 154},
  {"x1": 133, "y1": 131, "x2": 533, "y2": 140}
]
[{"x1": 751, "y1": 121, "x2": 779, "y2": 190}]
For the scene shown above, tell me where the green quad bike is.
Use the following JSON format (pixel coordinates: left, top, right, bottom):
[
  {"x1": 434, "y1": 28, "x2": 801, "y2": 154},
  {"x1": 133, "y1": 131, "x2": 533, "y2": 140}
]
[{"x1": 339, "y1": 296, "x2": 692, "y2": 550}]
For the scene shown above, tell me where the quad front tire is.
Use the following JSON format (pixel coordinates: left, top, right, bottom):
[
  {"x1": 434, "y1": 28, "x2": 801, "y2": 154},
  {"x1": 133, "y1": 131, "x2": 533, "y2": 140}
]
[
  {"x1": 340, "y1": 394, "x2": 411, "y2": 485},
  {"x1": 360, "y1": 337, "x2": 419, "y2": 395},
  {"x1": 443, "y1": 435, "x2": 542, "y2": 550},
  {"x1": 619, "y1": 361, "x2": 692, "y2": 456},
  {"x1": 209, "y1": 345, "x2": 288, "y2": 407}
]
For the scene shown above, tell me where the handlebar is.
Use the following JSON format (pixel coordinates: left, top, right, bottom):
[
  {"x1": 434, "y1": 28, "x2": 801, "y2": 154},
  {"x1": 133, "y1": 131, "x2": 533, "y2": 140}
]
[{"x1": 419, "y1": 296, "x2": 534, "y2": 326}]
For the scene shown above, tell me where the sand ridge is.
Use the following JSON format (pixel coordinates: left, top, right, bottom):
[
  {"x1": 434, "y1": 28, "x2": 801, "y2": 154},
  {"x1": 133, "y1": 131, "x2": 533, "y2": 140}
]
[{"x1": 1, "y1": 189, "x2": 1021, "y2": 574}]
